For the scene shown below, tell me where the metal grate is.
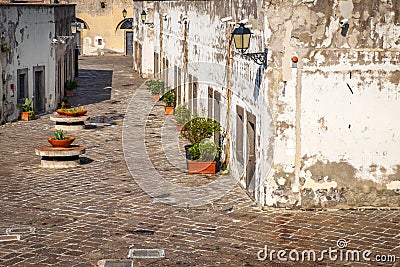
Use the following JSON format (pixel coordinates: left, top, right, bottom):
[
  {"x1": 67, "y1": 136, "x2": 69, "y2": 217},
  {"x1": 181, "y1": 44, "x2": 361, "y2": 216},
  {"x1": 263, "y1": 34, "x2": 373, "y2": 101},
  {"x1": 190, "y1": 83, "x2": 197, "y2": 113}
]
[
  {"x1": 0, "y1": 235, "x2": 20, "y2": 242},
  {"x1": 6, "y1": 226, "x2": 35, "y2": 235},
  {"x1": 127, "y1": 248, "x2": 165, "y2": 259}
]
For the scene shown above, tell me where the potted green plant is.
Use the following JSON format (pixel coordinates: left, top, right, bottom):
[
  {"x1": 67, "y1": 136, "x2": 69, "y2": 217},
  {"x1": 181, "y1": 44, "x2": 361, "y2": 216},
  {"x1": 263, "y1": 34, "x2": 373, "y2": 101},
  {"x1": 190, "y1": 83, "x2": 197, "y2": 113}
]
[
  {"x1": 48, "y1": 129, "x2": 75, "y2": 148},
  {"x1": 17, "y1": 98, "x2": 35, "y2": 121},
  {"x1": 187, "y1": 140, "x2": 220, "y2": 174},
  {"x1": 145, "y1": 79, "x2": 164, "y2": 102},
  {"x1": 56, "y1": 106, "x2": 87, "y2": 117},
  {"x1": 1, "y1": 44, "x2": 10, "y2": 52},
  {"x1": 65, "y1": 79, "x2": 78, "y2": 97},
  {"x1": 61, "y1": 96, "x2": 71, "y2": 108},
  {"x1": 160, "y1": 88, "x2": 176, "y2": 115},
  {"x1": 180, "y1": 116, "x2": 221, "y2": 174},
  {"x1": 174, "y1": 105, "x2": 191, "y2": 131}
]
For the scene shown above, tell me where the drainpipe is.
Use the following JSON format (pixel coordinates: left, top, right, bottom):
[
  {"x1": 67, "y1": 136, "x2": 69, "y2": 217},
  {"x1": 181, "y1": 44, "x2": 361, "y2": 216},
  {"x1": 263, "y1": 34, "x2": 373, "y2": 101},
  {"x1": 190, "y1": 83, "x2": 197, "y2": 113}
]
[
  {"x1": 225, "y1": 24, "x2": 232, "y2": 167},
  {"x1": 183, "y1": 20, "x2": 188, "y2": 102},
  {"x1": 1, "y1": 70, "x2": 6, "y2": 123},
  {"x1": 294, "y1": 54, "x2": 303, "y2": 197},
  {"x1": 159, "y1": 12, "x2": 163, "y2": 80}
]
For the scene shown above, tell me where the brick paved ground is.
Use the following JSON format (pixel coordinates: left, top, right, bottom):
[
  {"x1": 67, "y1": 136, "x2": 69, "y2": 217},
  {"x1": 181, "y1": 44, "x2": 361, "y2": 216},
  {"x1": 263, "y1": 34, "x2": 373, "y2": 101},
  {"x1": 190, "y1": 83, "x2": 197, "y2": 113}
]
[{"x1": 0, "y1": 56, "x2": 399, "y2": 267}]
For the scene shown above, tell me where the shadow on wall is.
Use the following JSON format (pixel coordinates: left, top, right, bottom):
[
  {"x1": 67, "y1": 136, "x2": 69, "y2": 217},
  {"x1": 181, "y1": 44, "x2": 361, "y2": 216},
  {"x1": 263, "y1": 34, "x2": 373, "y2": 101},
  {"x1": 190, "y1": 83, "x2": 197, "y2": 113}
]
[
  {"x1": 253, "y1": 66, "x2": 264, "y2": 101},
  {"x1": 72, "y1": 69, "x2": 113, "y2": 106}
]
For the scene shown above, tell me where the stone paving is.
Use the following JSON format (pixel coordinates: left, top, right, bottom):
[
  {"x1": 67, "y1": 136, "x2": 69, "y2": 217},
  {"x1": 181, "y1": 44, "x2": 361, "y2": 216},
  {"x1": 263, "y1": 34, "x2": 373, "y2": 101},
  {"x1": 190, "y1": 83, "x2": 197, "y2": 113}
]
[{"x1": 0, "y1": 56, "x2": 399, "y2": 267}]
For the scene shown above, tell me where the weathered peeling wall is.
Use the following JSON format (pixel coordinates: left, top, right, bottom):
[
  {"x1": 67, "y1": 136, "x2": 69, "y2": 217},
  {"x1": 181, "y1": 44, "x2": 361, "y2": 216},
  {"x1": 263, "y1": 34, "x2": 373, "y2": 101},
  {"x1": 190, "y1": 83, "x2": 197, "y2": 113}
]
[
  {"x1": 0, "y1": 4, "x2": 75, "y2": 122},
  {"x1": 142, "y1": 0, "x2": 274, "y2": 206},
  {"x1": 265, "y1": 0, "x2": 400, "y2": 209},
  {"x1": 134, "y1": 0, "x2": 400, "y2": 209}
]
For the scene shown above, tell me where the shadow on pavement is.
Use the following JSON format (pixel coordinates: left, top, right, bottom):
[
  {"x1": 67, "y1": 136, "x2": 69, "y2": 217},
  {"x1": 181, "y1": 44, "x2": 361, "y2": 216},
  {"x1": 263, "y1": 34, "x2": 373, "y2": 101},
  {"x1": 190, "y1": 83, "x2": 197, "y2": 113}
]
[
  {"x1": 80, "y1": 157, "x2": 94, "y2": 165},
  {"x1": 71, "y1": 69, "x2": 113, "y2": 106}
]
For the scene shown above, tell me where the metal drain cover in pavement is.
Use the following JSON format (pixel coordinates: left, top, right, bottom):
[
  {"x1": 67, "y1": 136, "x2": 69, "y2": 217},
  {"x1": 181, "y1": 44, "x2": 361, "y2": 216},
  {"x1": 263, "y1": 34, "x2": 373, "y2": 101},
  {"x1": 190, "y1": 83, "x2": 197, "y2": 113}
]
[
  {"x1": 128, "y1": 248, "x2": 165, "y2": 259},
  {"x1": 6, "y1": 226, "x2": 36, "y2": 235},
  {"x1": 0, "y1": 235, "x2": 20, "y2": 242},
  {"x1": 97, "y1": 260, "x2": 132, "y2": 267}
]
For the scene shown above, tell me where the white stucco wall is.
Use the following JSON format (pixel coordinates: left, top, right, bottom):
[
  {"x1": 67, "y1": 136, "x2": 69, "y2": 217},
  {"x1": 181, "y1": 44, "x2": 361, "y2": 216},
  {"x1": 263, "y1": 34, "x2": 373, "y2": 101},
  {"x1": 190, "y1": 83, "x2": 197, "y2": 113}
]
[
  {"x1": 0, "y1": 4, "x2": 75, "y2": 122},
  {"x1": 134, "y1": 0, "x2": 400, "y2": 209}
]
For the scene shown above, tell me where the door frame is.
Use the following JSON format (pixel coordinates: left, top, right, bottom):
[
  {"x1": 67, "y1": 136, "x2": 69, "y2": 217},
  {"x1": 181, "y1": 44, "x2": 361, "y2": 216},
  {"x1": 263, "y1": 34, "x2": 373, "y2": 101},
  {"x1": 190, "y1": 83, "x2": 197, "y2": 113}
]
[
  {"x1": 33, "y1": 66, "x2": 45, "y2": 114},
  {"x1": 125, "y1": 31, "x2": 133, "y2": 56}
]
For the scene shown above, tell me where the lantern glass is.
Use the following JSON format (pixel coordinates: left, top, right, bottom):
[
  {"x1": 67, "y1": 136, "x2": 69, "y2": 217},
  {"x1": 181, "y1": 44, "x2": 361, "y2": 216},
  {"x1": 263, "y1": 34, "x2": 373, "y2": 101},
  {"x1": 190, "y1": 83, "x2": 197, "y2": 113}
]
[
  {"x1": 231, "y1": 23, "x2": 252, "y2": 53},
  {"x1": 141, "y1": 10, "x2": 147, "y2": 23},
  {"x1": 71, "y1": 22, "x2": 77, "y2": 34},
  {"x1": 233, "y1": 33, "x2": 251, "y2": 52},
  {"x1": 122, "y1": 9, "x2": 127, "y2": 19}
]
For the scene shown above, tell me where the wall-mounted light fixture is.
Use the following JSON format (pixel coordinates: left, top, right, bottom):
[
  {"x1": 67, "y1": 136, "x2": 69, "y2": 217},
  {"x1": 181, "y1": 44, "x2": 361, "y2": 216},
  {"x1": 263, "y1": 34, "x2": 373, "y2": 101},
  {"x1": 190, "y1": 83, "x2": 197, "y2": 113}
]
[
  {"x1": 100, "y1": 2, "x2": 106, "y2": 8},
  {"x1": 122, "y1": 8, "x2": 127, "y2": 19},
  {"x1": 51, "y1": 35, "x2": 74, "y2": 45},
  {"x1": 339, "y1": 18, "x2": 349, "y2": 37},
  {"x1": 140, "y1": 10, "x2": 154, "y2": 28},
  {"x1": 291, "y1": 55, "x2": 298, "y2": 68},
  {"x1": 71, "y1": 21, "x2": 78, "y2": 34},
  {"x1": 231, "y1": 23, "x2": 268, "y2": 68},
  {"x1": 162, "y1": 13, "x2": 168, "y2": 22},
  {"x1": 178, "y1": 14, "x2": 188, "y2": 24}
]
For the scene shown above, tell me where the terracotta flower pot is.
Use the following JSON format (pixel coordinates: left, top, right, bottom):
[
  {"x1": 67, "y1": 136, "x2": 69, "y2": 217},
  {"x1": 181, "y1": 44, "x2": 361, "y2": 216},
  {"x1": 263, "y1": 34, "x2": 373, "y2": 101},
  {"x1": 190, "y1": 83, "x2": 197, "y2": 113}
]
[
  {"x1": 20, "y1": 111, "x2": 34, "y2": 121},
  {"x1": 63, "y1": 111, "x2": 78, "y2": 117},
  {"x1": 56, "y1": 109, "x2": 66, "y2": 115},
  {"x1": 152, "y1": 94, "x2": 160, "y2": 102},
  {"x1": 48, "y1": 136, "x2": 75, "y2": 148},
  {"x1": 187, "y1": 160, "x2": 216, "y2": 174},
  {"x1": 177, "y1": 124, "x2": 184, "y2": 131},
  {"x1": 164, "y1": 106, "x2": 174, "y2": 115},
  {"x1": 76, "y1": 110, "x2": 87, "y2": 116},
  {"x1": 66, "y1": 90, "x2": 74, "y2": 97}
]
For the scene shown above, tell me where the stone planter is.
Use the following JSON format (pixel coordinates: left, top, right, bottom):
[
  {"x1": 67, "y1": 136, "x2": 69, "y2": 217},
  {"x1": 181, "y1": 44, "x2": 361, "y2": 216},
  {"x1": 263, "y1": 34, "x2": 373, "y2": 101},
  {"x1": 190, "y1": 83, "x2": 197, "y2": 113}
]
[{"x1": 35, "y1": 145, "x2": 85, "y2": 169}]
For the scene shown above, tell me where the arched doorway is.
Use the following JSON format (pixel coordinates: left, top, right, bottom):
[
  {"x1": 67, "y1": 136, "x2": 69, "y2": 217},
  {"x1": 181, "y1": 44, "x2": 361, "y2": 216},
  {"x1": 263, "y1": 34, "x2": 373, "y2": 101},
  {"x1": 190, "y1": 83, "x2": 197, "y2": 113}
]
[
  {"x1": 75, "y1": 18, "x2": 90, "y2": 55},
  {"x1": 116, "y1": 18, "x2": 133, "y2": 56}
]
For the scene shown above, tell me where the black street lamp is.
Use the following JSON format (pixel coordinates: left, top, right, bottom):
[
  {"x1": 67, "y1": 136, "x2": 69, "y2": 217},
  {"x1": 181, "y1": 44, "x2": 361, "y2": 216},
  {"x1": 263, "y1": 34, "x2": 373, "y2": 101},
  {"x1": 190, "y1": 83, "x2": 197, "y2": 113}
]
[
  {"x1": 122, "y1": 8, "x2": 127, "y2": 19},
  {"x1": 71, "y1": 21, "x2": 78, "y2": 34},
  {"x1": 231, "y1": 23, "x2": 268, "y2": 68},
  {"x1": 140, "y1": 10, "x2": 154, "y2": 28},
  {"x1": 140, "y1": 10, "x2": 147, "y2": 23}
]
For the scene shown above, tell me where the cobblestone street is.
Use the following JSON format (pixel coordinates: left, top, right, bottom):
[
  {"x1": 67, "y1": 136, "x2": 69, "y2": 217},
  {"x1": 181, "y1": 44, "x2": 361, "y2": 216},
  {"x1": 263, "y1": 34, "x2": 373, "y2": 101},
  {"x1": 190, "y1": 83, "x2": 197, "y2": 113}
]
[{"x1": 0, "y1": 56, "x2": 399, "y2": 266}]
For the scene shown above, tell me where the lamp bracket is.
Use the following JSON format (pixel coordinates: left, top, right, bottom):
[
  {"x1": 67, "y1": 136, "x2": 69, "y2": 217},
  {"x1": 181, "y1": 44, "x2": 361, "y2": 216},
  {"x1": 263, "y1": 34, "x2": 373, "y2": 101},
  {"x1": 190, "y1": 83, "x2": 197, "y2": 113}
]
[
  {"x1": 144, "y1": 22, "x2": 154, "y2": 28},
  {"x1": 242, "y1": 48, "x2": 268, "y2": 68}
]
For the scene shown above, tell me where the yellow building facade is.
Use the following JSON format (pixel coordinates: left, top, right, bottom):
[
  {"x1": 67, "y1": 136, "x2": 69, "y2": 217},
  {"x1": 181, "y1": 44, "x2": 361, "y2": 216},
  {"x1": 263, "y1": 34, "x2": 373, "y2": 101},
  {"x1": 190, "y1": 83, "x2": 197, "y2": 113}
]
[
  {"x1": 1, "y1": 0, "x2": 133, "y2": 55},
  {"x1": 68, "y1": 0, "x2": 133, "y2": 56}
]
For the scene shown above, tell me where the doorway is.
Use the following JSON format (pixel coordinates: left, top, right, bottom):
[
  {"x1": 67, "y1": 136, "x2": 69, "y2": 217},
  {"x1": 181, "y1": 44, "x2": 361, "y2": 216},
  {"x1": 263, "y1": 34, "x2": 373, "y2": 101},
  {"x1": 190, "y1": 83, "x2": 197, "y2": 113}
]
[
  {"x1": 246, "y1": 112, "x2": 256, "y2": 198},
  {"x1": 213, "y1": 91, "x2": 221, "y2": 146},
  {"x1": 33, "y1": 66, "x2": 45, "y2": 114},
  {"x1": 126, "y1": 32, "x2": 133, "y2": 56},
  {"x1": 76, "y1": 30, "x2": 81, "y2": 55}
]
